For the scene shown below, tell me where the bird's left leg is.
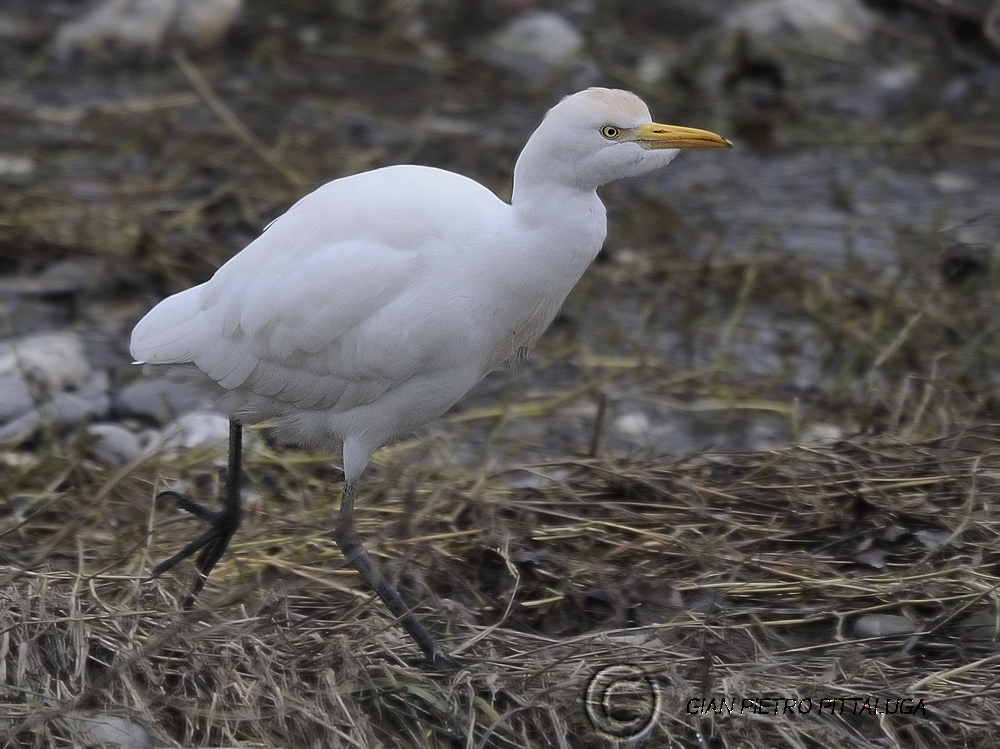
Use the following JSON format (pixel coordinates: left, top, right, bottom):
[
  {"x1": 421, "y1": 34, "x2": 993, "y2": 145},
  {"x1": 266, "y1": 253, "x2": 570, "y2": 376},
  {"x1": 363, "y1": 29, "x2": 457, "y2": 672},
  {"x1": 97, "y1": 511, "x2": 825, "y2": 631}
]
[
  {"x1": 150, "y1": 418, "x2": 244, "y2": 608},
  {"x1": 334, "y1": 481, "x2": 459, "y2": 671}
]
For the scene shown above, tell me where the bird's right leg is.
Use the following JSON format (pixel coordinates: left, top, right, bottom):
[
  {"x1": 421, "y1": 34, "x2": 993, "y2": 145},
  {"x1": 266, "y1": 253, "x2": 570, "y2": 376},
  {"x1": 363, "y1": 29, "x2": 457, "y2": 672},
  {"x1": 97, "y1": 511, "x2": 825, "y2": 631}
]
[
  {"x1": 334, "y1": 481, "x2": 459, "y2": 671},
  {"x1": 150, "y1": 418, "x2": 244, "y2": 609}
]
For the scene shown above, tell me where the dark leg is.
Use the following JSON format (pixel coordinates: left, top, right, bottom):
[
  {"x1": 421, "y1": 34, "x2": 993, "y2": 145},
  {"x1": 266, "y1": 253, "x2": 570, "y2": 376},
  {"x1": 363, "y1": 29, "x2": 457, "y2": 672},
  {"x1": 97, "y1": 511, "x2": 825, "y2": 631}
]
[
  {"x1": 150, "y1": 418, "x2": 244, "y2": 609},
  {"x1": 334, "y1": 481, "x2": 459, "y2": 671}
]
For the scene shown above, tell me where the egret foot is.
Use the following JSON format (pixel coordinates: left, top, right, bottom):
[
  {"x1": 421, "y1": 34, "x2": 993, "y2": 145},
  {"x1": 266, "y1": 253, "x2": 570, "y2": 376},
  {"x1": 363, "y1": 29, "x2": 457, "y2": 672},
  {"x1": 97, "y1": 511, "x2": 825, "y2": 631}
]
[
  {"x1": 334, "y1": 481, "x2": 460, "y2": 672},
  {"x1": 150, "y1": 419, "x2": 244, "y2": 609}
]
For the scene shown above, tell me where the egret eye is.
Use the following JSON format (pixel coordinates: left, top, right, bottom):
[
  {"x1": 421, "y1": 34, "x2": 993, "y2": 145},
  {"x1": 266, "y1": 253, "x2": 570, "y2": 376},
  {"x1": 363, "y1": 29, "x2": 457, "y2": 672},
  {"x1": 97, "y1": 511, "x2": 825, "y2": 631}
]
[{"x1": 600, "y1": 125, "x2": 621, "y2": 140}]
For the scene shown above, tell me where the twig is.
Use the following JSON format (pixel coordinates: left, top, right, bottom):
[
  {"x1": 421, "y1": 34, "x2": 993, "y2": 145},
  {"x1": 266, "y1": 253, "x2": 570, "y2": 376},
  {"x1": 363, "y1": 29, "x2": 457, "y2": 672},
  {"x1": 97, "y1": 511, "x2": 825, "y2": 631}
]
[{"x1": 173, "y1": 48, "x2": 306, "y2": 189}]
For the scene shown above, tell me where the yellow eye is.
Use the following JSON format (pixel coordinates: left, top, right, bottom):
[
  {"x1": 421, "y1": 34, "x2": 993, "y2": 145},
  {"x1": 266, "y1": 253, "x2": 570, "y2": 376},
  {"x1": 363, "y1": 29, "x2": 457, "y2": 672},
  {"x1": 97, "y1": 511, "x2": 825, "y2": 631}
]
[{"x1": 600, "y1": 125, "x2": 621, "y2": 140}]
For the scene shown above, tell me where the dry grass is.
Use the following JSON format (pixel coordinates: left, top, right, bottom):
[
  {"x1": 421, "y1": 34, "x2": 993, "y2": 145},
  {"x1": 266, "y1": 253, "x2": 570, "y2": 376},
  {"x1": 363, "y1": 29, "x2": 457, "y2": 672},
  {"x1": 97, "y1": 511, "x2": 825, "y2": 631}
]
[
  {"x1": 2, "y1": 426, "x2": 999, "y2": 747},
  {"x1": 2, "y1": 5, "x2": 1000, "y2": 747}
]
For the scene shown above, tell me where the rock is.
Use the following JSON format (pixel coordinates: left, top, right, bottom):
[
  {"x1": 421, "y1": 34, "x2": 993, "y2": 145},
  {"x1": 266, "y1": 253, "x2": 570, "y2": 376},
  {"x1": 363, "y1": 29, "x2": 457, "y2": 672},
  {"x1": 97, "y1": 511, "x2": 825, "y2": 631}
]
[
  {"x1": 0, "y1": 332, "x2": 90, "y2": 390},
  {"x1": 686, "y1": 590, "x2": 732, "y2": 615},
  {"x1": 0, "y1": 393, "x2": 95, "y2": 443},
  {"x1": 87, "y1": 423, "x2": 144, "y2": 466},
  {"x1": 799, "y1": 423, "x2": 842, "y2": 445},
  {"x1": 69, "y1": 714, "x2": 152, "y2": 749},
  {"x1": 77, "y1": 370, "x2": 113, "y2": 417},
  {"x1": 175, "y1": 0, "x2": 242, "y2": 50},
  {"x1": 932, "y1": 172, "x2": 974, "y2": 194},
  {"x1": 114, "y1": 377, "x2": 215, "y2": 424},
  {"x1": 853, "y1": 547, "x2": 888, "y2": 569},
  {"x1": 0, "y1": 372, "x2": 34, "y2": 423},
  {"x1": 727, "y1": 0, "x2": 876, "y2": 58},
  {"x1": 0, "y1": 259, "x2": 101, "y2": 298},
  {"x1": 54, "y1": 0, "x2": 175, "y2": 59},
  {"x1": 480, "y1": 11, "x2": 584, "y2": 82},
  {"x1": 0, "y1": 371, "x2": 110, "y2": 444},
  {"x1": 0, "y1": 154, "x2": 35, "y2": 183},
  {"x1": 614, "y1": 411, "x2": 651, "y2": 438},
  {"x1": 913, "y1": 528, "x2": 962, "y2": 550},
  {"x1": 875, "y1": 64, "x2": 921, "y2": 113},
  {"x1": 853, "y1": 614, "x2": 917, "y2": 638},
  {"x1": 53, "y1": 0, "x2": 242, "y2": 60},
  {"x1": 162, "y1": 412, "x2": 230, "y2": 450},
  {"x1": 634, "y1": 49, "x2": 679, "y2": 85}
]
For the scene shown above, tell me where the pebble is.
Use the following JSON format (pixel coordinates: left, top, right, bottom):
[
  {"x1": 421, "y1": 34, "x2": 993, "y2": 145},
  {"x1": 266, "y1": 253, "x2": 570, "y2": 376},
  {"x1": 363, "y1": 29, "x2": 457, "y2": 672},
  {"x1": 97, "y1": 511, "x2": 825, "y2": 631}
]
[
  {"x1": 54, "y1": 0, "x2": 242, "y2": 60},
  {"x1": 0, "y1": 335, "x2": 113, "y2": 440},
  {"x1": 727, "y1": 0, "x2": 876, "y2": 58},
  {"x1": 799, "y1": 423, "x2": 843, "y2": 445},
  {"x1": 68, "y1": 714, "x2": 153, "y2": 749},
  {"x1": 0, "y1": 328, "x2": 221, "y2": 454},
  {"x1": 0, "y1": 259, "x2": 101, "y2": 298},
  {"x1": 0, "y1": 332, "x2": 90, "y2": 390},
  {"x1": 77, "y1": 370, "x2": 113, "y2": 415},
  {"x1": 54, "y1": 0, "x2": 176, "y2": 60},
  {"x1": 162, "y1": 412, "x2": 231, "y2": 451},
  {"x1": 0, "y1": 154, "x2": 35, "y2": 182},
  {"x1": 932, "y1": 172, "x2": 974, "y2": 194},
  {"x1": 913, "y1": 528, "x2": 962, "y2": 550},
  {"x1": 853, "y1": 614, "x2": 918, "y2": 638},
  {"x1": 174, "y1": 0, "x2": 242, "y2": 50},
  {"x1": 614, "y1": 411, "x2": 652, "y2": 438},
  {"x1": 634, "y1": 50, "x2": 677, "y2": 85},
  {"x1": 0, "y1": 392, "x2": 99, "y2": 443},
  {"x1": 481, "y1": 11, "x2": 584, "y2": 81},
  {"x1": 87, "y1": 423, "x2": 145, "y2": 466},
  {"x1": 114, "y1": 377, "x2": 215, "y2": 425},
  {"x1": 0, "y1": 372, "x2": 34, "y2": 423}
]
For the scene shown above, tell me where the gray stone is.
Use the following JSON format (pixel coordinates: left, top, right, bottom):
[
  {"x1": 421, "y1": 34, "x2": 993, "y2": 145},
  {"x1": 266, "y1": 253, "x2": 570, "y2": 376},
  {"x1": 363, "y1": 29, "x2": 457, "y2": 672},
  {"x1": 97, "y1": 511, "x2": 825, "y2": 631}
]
[
  {"x1": 0, "y1": 393, "x2": 91, "y2": 443},
  {"x1": 87, "y1": 423, "x2": 144, "y2": 466},
  {"x1": 0, "y1": 259, "x2": 99, "y2": 297},
  {"x1": 0, "y1": 154, "x2": 35, "y2": 183},
  {"x1": 162, "y1": 412, "x2": 230, "y2": 450},
  {"x1": 175, "y1": 0, "x2": 242, "y2": 50},
  {"x1": 0, "y1": 370, "x2": 111, "y2": 443},
  {"x1": 54, "y1": 0, "x2": 241, "y2": 59},
  {"x1": 115, "y1": 377, "x2": 214, "y2": 424},
  {"x1": 481, "y1": 11, "x2": 584, "y2": 81},
  {"x1": 70, "y1": 714, "x2": 153, "y2": 749},
  {"x1": 77, "y1": 370, "x2": 112, "y2": 418},
  {"x1": 0, "y1": 332, "x2": 90, "y2": 390},
  {"x1": 726, "y1": 0, "x2": 876, "y2": 58},
  {"x1": 853, "y1": 614, "x2": 917, "y2": 638},
  {"x1": 0, "y1": 372, "x2": 34, "y2": 423}
]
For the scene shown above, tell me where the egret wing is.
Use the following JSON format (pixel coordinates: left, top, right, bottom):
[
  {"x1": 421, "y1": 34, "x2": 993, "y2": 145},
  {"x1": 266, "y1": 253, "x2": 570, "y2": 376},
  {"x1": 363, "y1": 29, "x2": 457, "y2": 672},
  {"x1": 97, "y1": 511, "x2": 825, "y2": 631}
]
[{"x1": 131, "y1": 164, "x2": 502, "y2": 413}]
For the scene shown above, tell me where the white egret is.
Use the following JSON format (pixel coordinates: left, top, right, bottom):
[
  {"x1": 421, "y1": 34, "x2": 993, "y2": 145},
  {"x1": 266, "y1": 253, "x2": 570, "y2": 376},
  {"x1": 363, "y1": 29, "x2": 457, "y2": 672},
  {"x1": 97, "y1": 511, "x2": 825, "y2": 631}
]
[{"x1": 131, "y1": 87, "x2": 731, "y2": 669}]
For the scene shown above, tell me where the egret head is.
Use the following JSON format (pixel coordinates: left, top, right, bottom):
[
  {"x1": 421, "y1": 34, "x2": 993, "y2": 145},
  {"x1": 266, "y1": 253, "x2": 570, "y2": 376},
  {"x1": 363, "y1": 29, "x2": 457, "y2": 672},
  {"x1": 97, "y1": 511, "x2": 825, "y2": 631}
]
[{"x1": 515, "y1": 88, "x2": 731, "y2": 191}]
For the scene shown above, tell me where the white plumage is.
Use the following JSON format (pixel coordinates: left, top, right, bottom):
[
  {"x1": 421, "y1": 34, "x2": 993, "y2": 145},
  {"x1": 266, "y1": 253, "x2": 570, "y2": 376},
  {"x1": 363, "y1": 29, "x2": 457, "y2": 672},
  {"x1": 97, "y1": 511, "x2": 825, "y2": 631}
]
[
  {"x1": 133, "y1": 88, "x2": 728, "y2": 483},
  {"x1": 131, "y1": 88, "x2": 730, "y2": 666}
]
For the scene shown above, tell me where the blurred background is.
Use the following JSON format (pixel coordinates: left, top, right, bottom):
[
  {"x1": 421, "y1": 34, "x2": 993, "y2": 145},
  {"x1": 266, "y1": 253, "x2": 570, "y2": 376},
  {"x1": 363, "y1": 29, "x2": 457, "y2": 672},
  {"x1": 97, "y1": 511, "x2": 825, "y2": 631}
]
[
  {"x1": 0, "y1": 0, "x2": 999, "y2": 461},
  {"x1": 2, "y1": 3, "x2": 1000, "y2": 747}
]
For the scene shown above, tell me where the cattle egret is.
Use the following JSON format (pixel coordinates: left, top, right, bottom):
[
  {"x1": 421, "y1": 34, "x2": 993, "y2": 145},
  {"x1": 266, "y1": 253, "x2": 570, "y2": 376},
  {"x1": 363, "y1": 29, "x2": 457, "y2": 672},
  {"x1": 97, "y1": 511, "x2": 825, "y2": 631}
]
[{"x1": 131, "y1": 88, "x2": 731, "y2": 669}]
